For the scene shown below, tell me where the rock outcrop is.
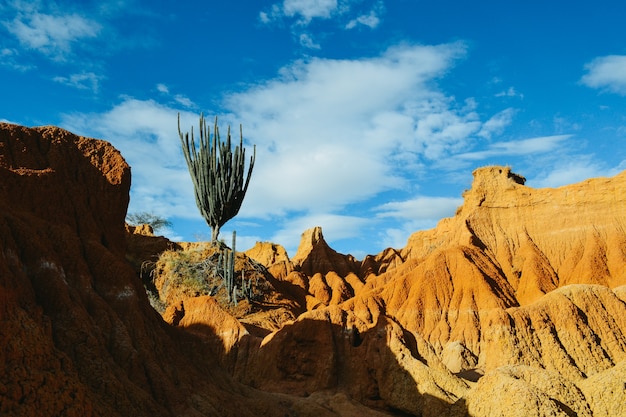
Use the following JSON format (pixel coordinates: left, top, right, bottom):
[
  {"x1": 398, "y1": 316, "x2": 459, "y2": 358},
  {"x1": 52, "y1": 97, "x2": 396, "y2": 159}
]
[
  {"x1": 0, "y1": 123, "x2": 360, "y2": 417},
  {"x1": 4, "y1": 121, "x2": 626, "y2": 417},
  {"x1": 230, "y1": 165, "x2": 626, "y2": 416},
  {"x1": 402, "y1": 166, "x2": 626, "y2": 299}
]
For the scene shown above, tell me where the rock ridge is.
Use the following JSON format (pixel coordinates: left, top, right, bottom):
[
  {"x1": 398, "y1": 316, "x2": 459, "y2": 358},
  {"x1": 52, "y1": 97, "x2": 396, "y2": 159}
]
[{"x1": 4, "y1": 120, "x2": 626, "y2": 417}]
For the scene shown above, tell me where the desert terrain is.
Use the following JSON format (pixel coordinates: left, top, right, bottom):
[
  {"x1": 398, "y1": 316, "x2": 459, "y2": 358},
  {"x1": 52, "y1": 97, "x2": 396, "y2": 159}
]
[{"x1": 1, "y1": 122, "x2": 625, "y2": 416}]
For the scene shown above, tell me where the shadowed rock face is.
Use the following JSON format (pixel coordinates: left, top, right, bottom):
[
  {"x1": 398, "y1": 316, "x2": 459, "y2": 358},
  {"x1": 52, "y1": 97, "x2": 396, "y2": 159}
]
[
  {"x1": 0, "y1": 123, "x2": 172, "y2": 417},
  {"x1": 3, "y1": 122, "x2": 626, "y2": 417}
]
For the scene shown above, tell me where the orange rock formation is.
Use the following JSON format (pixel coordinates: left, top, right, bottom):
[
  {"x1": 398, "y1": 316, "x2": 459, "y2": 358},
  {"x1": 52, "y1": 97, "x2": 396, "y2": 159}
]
[
  {"x1": 236, "y1": 166, "x2": 626, "y2": 416},
  {"x1": 0, "y1": 123, "x2": 371, "y2": 417},
  {"x1": 2, "y1": 122, "x2": 626, "y2": 417}
]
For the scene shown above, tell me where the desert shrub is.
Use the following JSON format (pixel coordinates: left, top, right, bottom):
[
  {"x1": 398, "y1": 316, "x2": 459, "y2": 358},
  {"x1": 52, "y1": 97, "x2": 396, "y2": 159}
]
[
  {"x1": 126, "y1": 211, "x2": 172, "y2": 232},
  {"x1": 150, "y1": 243, "x2": 273, "y2": 315}
]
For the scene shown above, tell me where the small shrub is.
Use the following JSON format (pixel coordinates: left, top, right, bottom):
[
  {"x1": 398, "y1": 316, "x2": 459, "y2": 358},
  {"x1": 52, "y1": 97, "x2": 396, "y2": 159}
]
[
  {"x1": 150, "y1": 243, "x2": 273, "y2": 316},
  {"x1": 126, "y1": 212, "x2": 172, "y2": 232}
]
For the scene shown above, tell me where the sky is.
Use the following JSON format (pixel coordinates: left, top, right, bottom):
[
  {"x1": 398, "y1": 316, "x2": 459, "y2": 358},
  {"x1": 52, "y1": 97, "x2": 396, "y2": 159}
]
[{"x1": 1, "y1": 0, "x2": 625, "y2": 259}]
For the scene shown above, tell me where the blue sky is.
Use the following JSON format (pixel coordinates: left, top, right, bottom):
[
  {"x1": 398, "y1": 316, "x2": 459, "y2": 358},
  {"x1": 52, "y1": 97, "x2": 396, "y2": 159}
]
[{"x1": 1, "y1": 0, "x2": 625, "y2": 259}]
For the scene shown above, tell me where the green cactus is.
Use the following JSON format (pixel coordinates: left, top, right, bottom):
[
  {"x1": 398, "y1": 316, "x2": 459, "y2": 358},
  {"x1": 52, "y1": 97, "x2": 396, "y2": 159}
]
[{"x1": 178, "y1": 113, "x2": 255, "y2": 242}]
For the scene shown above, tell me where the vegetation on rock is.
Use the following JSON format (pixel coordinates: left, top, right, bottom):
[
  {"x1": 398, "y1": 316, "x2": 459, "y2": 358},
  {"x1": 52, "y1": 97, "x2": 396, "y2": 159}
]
[
  {"x1": 126, "y1": 211, "x2": 172, "y2": 232},
  {"x1": 150, "y1": 242, "x2": 278, "y2": 317}
]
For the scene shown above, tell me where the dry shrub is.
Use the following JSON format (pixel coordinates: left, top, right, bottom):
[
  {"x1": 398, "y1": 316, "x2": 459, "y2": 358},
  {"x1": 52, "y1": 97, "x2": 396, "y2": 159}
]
[{"x1": 150, "y1": 243, "x2": 274, "y2": 316}]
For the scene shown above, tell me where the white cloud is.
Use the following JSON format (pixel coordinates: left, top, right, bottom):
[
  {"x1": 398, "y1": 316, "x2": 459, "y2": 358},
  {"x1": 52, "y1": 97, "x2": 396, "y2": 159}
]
[
  {"x1": 455, "y1": 135, "x2": 571, "y2": 161},
  {"x1": 57, "y1": 41, "x2": 573, "y2": 256},
  {"x1": 224, "y1": 43, "x2": 471, "y2": 219},
  {"x1": 581, "y1": 55, "x2": 626, "y2": 95},
  {"x1": 173, "y1": 94, "x2": 195, "y2": 108},
  {"x1": 278, "y1": 0, "x2": 339, "y2": 24},
  {"x1": 409, "y1": 95, "x2": 482, "y2": 160},
  {"x1": 53, "y1": 72, "x2": 103, "y2": 92},
  {"x1": 4, "y1": 11, "x2": 101, "y2": 58},
  {"x1": 156, "y1": 83, "x2": 196, "y2": 108},
  {"x1": 495, "y1": 86, "x2": 523, "y2": 99},
  {"x1": 261, "y1": 0, "x2": 383, "y2": 49},
  {"x1": 530, "y1": 157, "x2": 609, "y2": 188},
  {"x1": 345, "y1": 11, "x2": 380, "y2": 29},
  {"x1": 156, "y1": 83, "x2": 169, "y2": 94},
  {"x1": 0, "y1": 47, "x2": 34, "y2": 70},
  {"x1": 376, "y1": 227, "x2": 411, "y2": 251},
  {"x1": 299, "y1": 33, "x2": 321, "y2": 49},
  {"x1": 373, "y1": 196, "x2": 462, "y2": 250},
  {"x1": 375, "y1": 196, "x2": 463, "y2": 221},
  {"x1": 477, "y1": 108, "x2": 516, "y2": 139}
]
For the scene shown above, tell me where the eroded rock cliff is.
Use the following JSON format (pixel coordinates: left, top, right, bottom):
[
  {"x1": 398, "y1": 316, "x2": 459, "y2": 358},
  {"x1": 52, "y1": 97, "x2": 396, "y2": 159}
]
[
  {"x1": 0, "y1": 123, "x2": 375, "y2": 417},
  {"x1": 234, "y1": 166, "x2": 626, "y2": 416},
  {"x1": 3, "y1": 121, "x2": 626, "y2": 417}
]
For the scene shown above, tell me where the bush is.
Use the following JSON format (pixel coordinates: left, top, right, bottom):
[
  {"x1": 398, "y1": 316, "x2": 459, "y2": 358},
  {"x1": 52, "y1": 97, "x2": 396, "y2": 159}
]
[
  {"x1": 126, "y1": 212, "x2": 172, "y2": 232},
  {"x1": 149, "y1": 243, "x2": 272, "y2": 315}
]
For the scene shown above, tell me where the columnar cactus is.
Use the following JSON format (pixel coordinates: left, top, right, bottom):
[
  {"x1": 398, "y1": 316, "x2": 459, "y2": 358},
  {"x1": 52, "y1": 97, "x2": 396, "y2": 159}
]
[{"x1": 178, "y1": 113, "x2": 255, "y2": 242}]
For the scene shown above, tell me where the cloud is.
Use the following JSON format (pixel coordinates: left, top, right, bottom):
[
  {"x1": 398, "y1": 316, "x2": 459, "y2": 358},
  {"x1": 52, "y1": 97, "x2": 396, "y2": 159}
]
[
  {"x1": 156, "y1": 83, "x2": 197, "y2": 108},
  {"x1": 581, "y1": 55, "x2": 626, "y2": 95},
  {"x1": 375, "y1": 196, "x2": 463, "y2": 221},
  {"x1": 373, "y1": 195, "x2": 463, "y2": 249},
  {"x1": 298, "y1": 33, "x2": 321, "y2": 49},
  {"x1": 173, "y1": 95, "x2": 195, "y2": 108},
  {"x1": 4, "y1": 11, "x2": 101, "y2": 59},
  {"x1": 261, "y1": 0, "x2": 383, "y2": 49},
  {"x1": 455, "y1": 135, "x2": 571, "y2": 161},
  {"x1": 495, "y1": 86, "x2": 524, "y2": 99},
  {"x1": 0, "y1": 47, "x2": 34, "y2": 71},
  {"x1": 1, "y1": 1, "x2": 158, "y2": 68},
  {"x1": 223, "y1": 43, "x2": 471, "y2": 219},
  {"x1": 529, "y1": 157, "x2": 612, "y2": 188},
  {"x1": 53, "y1": 72, "x2": 103, "y2": 92},
  {"x1": 346, "y1": 1, "x2": 384, "y2": 29},
  {"x1": 57, "y1": 41, "x2": 574, "y2": 256},
  {"x1": 262, "y1": 0, "x2": 339, "y2": 25},
  {"x1": 156, "y1": 83, "x2": 169, "y2": 94},
  {"x1": 477, "y1": 108, "x2": 516, "y2": 139},
  {"x1": 285, "y1": 0, "x2": 338, "y2": 21},
  {"x1": 345, "y1": 11, "x2": 380, "y2": 29}
]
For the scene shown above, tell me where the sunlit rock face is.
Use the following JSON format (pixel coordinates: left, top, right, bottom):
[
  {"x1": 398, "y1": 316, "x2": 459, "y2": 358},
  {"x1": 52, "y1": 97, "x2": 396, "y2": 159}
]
[{"x1": 209, "y1": 165, "x2": 626, "y2": 416}]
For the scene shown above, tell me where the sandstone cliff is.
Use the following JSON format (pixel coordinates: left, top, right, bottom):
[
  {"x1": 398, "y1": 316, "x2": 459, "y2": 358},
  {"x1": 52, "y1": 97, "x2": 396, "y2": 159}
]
[
  {"x1": 232, "y1": 166, "x2": 626, "y2": 416},
  {"x1": 0, "y1": 123, "x2": 379, "y2": 417},
  {"x1": 3, "y1": 121, "x2": 626, "y2": 417}
]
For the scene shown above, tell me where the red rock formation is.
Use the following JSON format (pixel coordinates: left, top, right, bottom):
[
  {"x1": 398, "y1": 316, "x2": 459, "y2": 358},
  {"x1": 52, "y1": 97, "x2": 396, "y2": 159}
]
[
  {"x1": 49, "y1": 120, "x2": 622, "y2": 417},
  {"x1": 125, "y1": 223, "x2": 182, "y2": 276},
  {"x1": 402, "y1": 166, "x2": 626, "y2": 300},
  {"x1": 291, "y1": 226, "x2": 360, "y2": 277},
  {"x1": 229, "y1": 165, "x2": 626, "y2": 416},
  {"x1": 0, "y1": 123, "x2": 353, "y2": 417}
]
